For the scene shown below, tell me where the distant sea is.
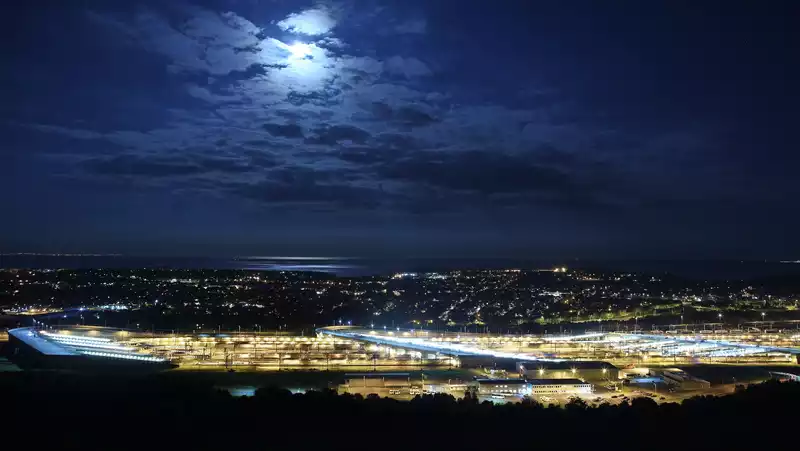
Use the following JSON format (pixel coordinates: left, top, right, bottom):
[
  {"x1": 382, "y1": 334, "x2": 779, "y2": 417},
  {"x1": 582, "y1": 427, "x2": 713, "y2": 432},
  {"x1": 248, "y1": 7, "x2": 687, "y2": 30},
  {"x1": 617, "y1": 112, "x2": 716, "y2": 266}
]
[{"x1": 1, "y1": 255, "x2": 800, "y2": 280}]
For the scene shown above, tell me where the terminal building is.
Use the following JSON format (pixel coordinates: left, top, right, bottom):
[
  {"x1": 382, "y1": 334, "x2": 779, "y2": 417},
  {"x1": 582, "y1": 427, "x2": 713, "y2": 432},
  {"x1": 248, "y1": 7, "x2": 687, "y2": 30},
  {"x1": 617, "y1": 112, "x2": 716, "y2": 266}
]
[
  {"x1": 6, "y1": 327, "x2": 173, "y2": 371},
  {"x1": 517, "y1": 360, "x2": 619, "y2": 382}
]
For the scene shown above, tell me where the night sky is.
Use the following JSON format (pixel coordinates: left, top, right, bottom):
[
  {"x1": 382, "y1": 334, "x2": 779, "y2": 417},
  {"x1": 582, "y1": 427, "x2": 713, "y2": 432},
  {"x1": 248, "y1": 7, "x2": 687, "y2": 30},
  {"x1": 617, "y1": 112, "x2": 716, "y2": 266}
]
[{"x1": 2, "y1": 1, "x2": 798, "y2": 259}]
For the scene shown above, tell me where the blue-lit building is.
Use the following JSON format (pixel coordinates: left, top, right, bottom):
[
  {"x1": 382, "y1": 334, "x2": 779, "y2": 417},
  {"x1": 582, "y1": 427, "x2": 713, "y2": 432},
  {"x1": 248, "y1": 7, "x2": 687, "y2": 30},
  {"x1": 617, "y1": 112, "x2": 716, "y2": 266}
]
[{"x1": 6, "y1": 327, "x2": 174, "y2": 371}]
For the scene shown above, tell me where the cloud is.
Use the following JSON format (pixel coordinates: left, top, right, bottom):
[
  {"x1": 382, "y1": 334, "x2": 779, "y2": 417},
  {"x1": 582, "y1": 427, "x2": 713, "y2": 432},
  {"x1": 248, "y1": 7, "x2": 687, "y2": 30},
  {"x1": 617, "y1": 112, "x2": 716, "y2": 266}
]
[
  {"x1": 83, "y1": 154, "x2": 204, "y2": 177},
  {"x1": 34, "y1": 4, "x2": 657, "y2": 215},
  {"x1": 367, "y1": 102, "x2": 438, "y2": 128},
  {"x1": 232, "y1": 165, "x2": 381, "y2": 208},
  {"x1": 394, "y1": 19, "x2": 426, "y2": 35},
  {"x1": 372, "y1": 149, "x2": 613, "y2": 210},
  {"x1": 20, "y1": 123, "x2": 104, "y2": 141},
  {"x1": 195, "y1": 156, "x2": 254, "y2": 174},
  {"x1": 276, "y1": 7, "x2": 337, "y2": 35},
  {"x1": 306, "y1": 124, "x2": 372, "y2": 146},
  {"x1": 241, "y1": 149, "x2": 280, "y2": 168},
  {"x1": 395, "y1": 106, "x2": 436, "y2": 125},
  {"x1": 262, "y1": 123, "x2": 305, "y2": 139},
  {"x1": 336, "y1": 146, "x2": 402, "y2": 165},
  {"x1": 82, "y1": 154, "x2": 257, "y2": 178},
  {"x1": 95, "y1": 8, "x2": 266, "y2": 76},
  {"x1": 384, "y1": 56, "x2": 431, "y2": 78},
  {"x1": 375, "y1": 133, "x2": 418, "y2": 150},
  {"x1": 186, "y1": 85, "x2": 241, "y2": 103}
]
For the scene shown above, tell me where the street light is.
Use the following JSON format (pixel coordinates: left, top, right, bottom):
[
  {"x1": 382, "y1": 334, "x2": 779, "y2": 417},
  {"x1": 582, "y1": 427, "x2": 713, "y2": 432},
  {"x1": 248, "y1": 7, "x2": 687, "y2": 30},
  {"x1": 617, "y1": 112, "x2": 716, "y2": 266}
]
[{"x1": 761, "y1": 312, "x2": 766, "y2": 321}]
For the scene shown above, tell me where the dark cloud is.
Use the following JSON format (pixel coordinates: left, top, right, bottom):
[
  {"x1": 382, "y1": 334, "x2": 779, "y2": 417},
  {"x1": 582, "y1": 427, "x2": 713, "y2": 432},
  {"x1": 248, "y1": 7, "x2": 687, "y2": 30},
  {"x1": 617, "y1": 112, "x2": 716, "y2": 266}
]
[
  {"x1": 306, "y1": 124, "x2": 371, "y2": 146},
  {"x1": 394, "y1": 106, "x2": 437, "y2": 128},
  {"x1": 286, "y1": 89, "x2": 340, "y2": 107},
  {"x1": 273, "y1": 109, "x2": 335, "y2": 121},
  {"x1": 369, "y1": 102, "x2": 393, "y2": 121},
  {"x1": 269, "y1": 166, "x2": 333, "y2": 185},
  {"x1": 241, "y1": 140, "x2": 292, "y2": 150},
  {"x1": 384, "y1": 56, "x2": 431, "y2": 78},
  {"x1": 368, "y1": 102, "x2": 438, "y2": 128},
  {"x1": 83, "y1": 154, "x2": 256, "y2": 178},
  {"x1": 83, "y1": 155, "x2": 203, "y2": 177},
  {"x1": 233, "y1": 174, "x2": 380, "y2": 208},
  {"x1": 241, "y1": 149, "x2": 280, "y2": 168},
  {"x1": 375, "y1": 133, "x2": 418, "y2": 150},
  {"x1": 379, "y1": 150, "x2": 583, "y2": 199},
  {"x1": 195, "y1": 156, "x2": 253, "y2": 173},
  {"x1": 262, "y1": 123, "x2": 304, "y2": 139},
  {"x1": 337, "y1": 146, "x2": 400, "y2": 165},
  {"x1": 530, "y1": 144, "x2": 579, "y2": 167}
]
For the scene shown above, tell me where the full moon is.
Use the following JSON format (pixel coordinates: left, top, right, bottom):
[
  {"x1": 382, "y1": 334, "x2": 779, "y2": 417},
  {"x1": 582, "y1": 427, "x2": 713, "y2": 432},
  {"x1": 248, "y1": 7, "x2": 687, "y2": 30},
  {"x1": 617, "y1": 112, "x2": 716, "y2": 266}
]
[{"x1": 288, "y1": 42, "x2": 312, "y2": 59}]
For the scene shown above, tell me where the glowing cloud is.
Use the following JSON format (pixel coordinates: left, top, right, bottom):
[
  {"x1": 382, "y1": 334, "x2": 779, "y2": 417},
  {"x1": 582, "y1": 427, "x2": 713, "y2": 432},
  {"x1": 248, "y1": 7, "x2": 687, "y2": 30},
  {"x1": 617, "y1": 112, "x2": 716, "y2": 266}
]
[
  {"x1": 277, "y1": 7, "x2": 336, "y2": 35},
  {"x1": 288, "y1": 42, "x2": 313, "y2": 59}
]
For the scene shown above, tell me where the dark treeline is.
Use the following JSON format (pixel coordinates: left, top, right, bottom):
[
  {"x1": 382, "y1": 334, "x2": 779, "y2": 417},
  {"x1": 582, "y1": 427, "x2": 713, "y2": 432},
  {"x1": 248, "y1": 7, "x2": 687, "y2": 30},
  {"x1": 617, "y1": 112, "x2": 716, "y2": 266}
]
[{"x1": 3, "y1": 372, "x2": 798, "y2": 450}]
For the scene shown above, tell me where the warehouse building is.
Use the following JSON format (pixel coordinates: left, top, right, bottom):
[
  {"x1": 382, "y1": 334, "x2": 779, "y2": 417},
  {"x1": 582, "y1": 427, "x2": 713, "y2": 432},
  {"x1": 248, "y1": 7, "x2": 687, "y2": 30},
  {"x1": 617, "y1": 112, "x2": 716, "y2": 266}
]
[
  {"x1": 475, "y1": 378, "x2": 531, "y2": 396},
  {"x1": 529, "y1": 378, "x2": 594, "y2": 395},
  {"x1": 339, "y1": 372, "x2": 412, "y2": 396},
  {"x1": 651, "y1": 368, "x2": 711, "y2": 390}
]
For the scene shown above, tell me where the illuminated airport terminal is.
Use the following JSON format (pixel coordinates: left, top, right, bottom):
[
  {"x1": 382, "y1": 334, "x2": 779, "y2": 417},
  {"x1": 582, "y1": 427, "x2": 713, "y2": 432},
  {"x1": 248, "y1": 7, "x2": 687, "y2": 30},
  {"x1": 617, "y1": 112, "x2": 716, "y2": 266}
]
[
  {"x1": 6, "y1": 323, "x2": 798, "y2": 402},
  {"x1": 8, "y1": 324, "x2": 800, "y2": 370},
  {"x1": 317, "y1": 326, "x2": 800, "y2": 367}
]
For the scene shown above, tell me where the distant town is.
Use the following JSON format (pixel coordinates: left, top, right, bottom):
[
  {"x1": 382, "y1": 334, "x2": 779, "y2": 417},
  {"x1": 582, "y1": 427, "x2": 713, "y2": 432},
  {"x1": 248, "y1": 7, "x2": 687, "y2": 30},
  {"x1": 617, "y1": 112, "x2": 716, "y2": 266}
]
[{"x1": 1, "y1": 267, "x2": 798, "y2": 334}]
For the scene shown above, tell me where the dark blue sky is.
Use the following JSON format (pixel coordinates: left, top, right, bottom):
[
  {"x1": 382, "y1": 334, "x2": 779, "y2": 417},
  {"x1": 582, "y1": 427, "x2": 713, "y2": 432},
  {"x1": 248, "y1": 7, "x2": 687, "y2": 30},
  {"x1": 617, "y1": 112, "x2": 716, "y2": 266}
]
[{"x1": 2, "y1": 0, "x2": 798, "y2": 259}]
